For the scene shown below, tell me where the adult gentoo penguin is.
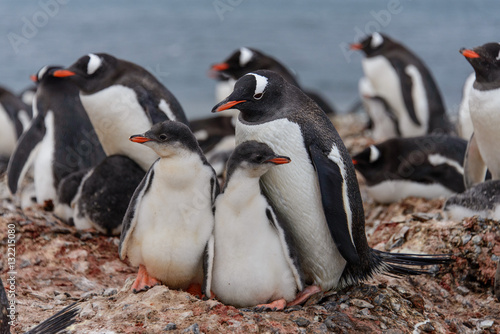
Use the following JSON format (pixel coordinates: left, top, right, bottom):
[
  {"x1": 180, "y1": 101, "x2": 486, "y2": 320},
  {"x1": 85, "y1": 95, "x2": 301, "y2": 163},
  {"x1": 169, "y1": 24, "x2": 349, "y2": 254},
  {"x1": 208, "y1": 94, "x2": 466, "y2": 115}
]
[
  {"x1": 209, "y1": 47, "x2": 336, "y2": 115},
  {"x1": 7, "y1": 66, "x2": 105, "y2": 205},
  {"x1": 212, "y1": 70, "x2": 449, "y2": 302},
  {"x1": 55, "y1": 53, "x2": 188, "y2": 171},
  {"x1": 207, "y1": 141, "x2": 303, "y2": 310},
  {"x1": 352, "y1": 135, "x2": 468, "y2": 203},
  {"x1": 460, "y1": 43, "x2": 500, "y2": 188},
  {"x1": 119, "y1": 120, "x2": 218, "y2": 293},
  {"x1": 351, "y1": 32, "x2": 453, "y2": 137}
]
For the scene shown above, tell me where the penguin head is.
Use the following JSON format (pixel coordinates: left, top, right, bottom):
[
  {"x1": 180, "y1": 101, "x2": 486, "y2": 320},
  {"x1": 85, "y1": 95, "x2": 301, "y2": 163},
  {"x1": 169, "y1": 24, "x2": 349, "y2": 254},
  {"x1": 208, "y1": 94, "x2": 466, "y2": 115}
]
[
  {"x1": 53, "y1": 53, "x2": 119, "y2": 93},
  {"x1": 31, "y1": 65, "x2": 66, "y2": 84},
  {"x1": 460, "y1": 43, "x2": 500, "y2": 85},
  {"x1": 350, "y1": 32, "x2": 393, "y2": 56},
  {"x1": 212, "y1": 70, "x2": 292, "y2": 122},
  {"x1": 352, "y1": 144, "x2": 387, "y2": 185},
  {"x1": 129, "y1": 120, "x2": 199, "y2": 158},
  {"x1": 209, "y1": 47, "x2": 265, "y2": 80},
  {"x1": 226, "y1": 140, "x2": 291, "y2": 180}
]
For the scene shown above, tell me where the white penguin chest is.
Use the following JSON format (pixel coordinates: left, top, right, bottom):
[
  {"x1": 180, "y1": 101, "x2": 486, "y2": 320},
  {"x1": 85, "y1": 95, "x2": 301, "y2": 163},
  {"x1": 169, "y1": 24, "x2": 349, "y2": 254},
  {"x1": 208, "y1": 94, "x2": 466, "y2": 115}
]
[
  {"x1": 0, "y1": 103, "x2": 17, "y2": 156},
  {"x1": 80, "y1": 85, "x2": 158, "y2": 171},
  {"x1": 469, "y1": 87, "x2": 500, "y2": 178},
  {"x1": 235, "y1": 118, "x2": 346, "y2": 290},
  {"x1": 34, "y1": 111, "x2": 56, "y2": 203}
]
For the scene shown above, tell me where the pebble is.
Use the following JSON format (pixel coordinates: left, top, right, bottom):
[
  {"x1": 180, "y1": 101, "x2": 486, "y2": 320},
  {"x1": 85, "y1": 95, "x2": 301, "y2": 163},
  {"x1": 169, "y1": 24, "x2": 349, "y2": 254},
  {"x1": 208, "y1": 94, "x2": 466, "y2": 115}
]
[
  {"x1": 462, "y1": 234, "x2": 472, "y2": 245},
  {"x1": 373, "y1": 294, "x2": 386, "y2": 306},
  {"x1": 471, "y1": 235, "x2": 482, "y2": 245},
  {"x1": 164, "y1": 323, "x2": 177, "y2": 331},
  {"x1": 182, "y1": 323, "x2": 200, "y2": 334},
  {"x1": 479, "y1": 320, "x2": 494, "y2": 329},
  {"x1": 350, "y1": 299, "x2": 374, "y2": 309},
  {"x1": 80, "y1": 303, "x2": 96, "y2": 319},
  {"x1": 474, "y1": 245, "x2": 482, "y2": 254},
  {"x1": 390, "y1": 299, "x2": 401, "y2": 313},
  {"x1": 419, "y1": 322, "x2": 435, "y2": 332},
  {"x1": 103, "y1": 288, "x2": 118, "y2": 297},
  {"x1": 339, "y1": 303, "x2": 349, "y2": 310},
  {"x1": 294, "y1": 317, "x2": 310, "y2": 327},
  {"x1": 456, "y1": 286, "x2": 470, "y2": 295}
]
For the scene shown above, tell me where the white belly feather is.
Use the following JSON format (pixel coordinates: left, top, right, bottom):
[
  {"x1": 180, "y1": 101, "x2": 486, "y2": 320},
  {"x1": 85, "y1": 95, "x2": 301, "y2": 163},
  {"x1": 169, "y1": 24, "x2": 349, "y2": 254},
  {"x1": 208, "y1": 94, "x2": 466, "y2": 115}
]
[{"x1": 34, "y1": 111, "x2": 56, "y2": 203}]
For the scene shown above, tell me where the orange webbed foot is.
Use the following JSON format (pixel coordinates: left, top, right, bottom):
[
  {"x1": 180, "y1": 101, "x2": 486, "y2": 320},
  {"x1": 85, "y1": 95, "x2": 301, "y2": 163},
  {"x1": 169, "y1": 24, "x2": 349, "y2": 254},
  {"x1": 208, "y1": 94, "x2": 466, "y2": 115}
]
[
  {"x1": 286, "y1": 285, "x2": 322, "y2": 307},
  {"x1": 131, "y1": 264, "x2": 161, "y2": 293},
  {"x1": 254, "y1": 298, "x2": 287, "y2": 312}
]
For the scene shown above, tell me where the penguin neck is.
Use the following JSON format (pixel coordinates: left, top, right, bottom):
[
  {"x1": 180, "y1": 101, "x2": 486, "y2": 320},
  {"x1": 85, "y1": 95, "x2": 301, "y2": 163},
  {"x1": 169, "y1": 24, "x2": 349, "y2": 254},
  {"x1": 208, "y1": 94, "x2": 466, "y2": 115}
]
[{"x1": 223, "y1": 169, "x2": 263, "y2": 198}]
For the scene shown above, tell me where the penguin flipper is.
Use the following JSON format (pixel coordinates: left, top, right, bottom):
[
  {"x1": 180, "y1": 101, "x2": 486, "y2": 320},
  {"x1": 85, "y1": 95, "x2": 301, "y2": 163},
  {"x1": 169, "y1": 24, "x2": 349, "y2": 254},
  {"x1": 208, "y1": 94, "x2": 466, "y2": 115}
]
[
  {"x1": 308, "y1": 144, "x2": 360, "y2": 264},
  {"x1": 6, "y1": 113, "x2": 46, "y2": 195},
  {"x1": 391, "y1": 60, "x2": 421, "y2": 126},
  {"x1": 118, "y1": 161, "x2": 157, "y2": 260},
  {"x1": 202, "y1": 235, "x2": 215, "y2": 298},
  {"x1": 464, "y1": 133, "x2": 487, "y2": 189}
]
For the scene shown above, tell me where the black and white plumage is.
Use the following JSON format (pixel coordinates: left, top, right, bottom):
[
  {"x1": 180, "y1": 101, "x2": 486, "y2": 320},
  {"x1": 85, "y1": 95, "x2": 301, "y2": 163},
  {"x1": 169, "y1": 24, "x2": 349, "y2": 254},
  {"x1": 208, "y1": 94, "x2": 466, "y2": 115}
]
[
  {"x1": 206, "y1": 141, "x2": 303, "y2": 310},
  {"x1": 352, "y1": 135, "x2": 468, "y2": 203},
  {"x1": 457, "y1": 73, "x2": 475, "y2": 140},
  {"x1": 460, "y1": 43, "x2": 500, "y2": 188},
  {"x1": 351, "y1": 33, "x2": 453, "y2": 137},
  {"x1": 212, "y1": 70, "x2": 449, "y2": 295},
  {"x1": 58, "y1": 53, "x2": 188, "y2": 171},
  {"x1": 7, "y1": 66, "x2": 105, "y2": 205},
  {"x1": 119, "y1": 121, "x2": 218, "y2": 293},
  {"x1": 444, "y1": 180, "x2": 500, "y2": 221}
]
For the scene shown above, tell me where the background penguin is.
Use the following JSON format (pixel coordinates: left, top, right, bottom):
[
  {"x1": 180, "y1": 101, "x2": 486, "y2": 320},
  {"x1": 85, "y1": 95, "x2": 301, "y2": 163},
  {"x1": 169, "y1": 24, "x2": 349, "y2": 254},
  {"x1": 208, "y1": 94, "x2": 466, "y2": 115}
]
[
  {"x1": 0, "y1": 86, "x2": 32, "y2": 173},
  {"x1": 212, "y1": 70, "x2": 449, "y2": 304},
  {"x1": 443, "y1": 180, "x2": 500, "y2": 221},
  {"x1": 57, "y1": 155, "x2": 145, "y2": 234},
  {"x1": 457, "y1": 73, "x2": 475, "y2": 140},
  {"x1": 358, "y1": 77, "x2": 399, "y2": 142},
  {"x1": 18, "y1": 85, "x2": 36, "y2": 108},
  {"x1": 352, "y1": 135, "x2": 468, "y2": 203},
  {"x1": 119, "y1": 121, "x2": 218, "y2": 293},
  {"x1": 56, "y1": 53, "x2": 189, "y2": 171},
  {"x1": 460, "y1": 43, "x2": 500, "y2": 188},
  {"x1": 351, "y1": 32, "x2": 453, "y2": 137},
  {"x1": 207, "y1": 141, "x2": 303, "y2": 310},
  {"x1": 7, "y1": 66, "x2": 105, "y2": 206}
]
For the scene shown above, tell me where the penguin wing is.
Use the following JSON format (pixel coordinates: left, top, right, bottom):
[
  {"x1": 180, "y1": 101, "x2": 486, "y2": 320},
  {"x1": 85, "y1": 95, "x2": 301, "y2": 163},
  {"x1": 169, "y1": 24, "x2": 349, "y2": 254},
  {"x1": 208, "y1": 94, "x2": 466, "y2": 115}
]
[
  {"x1": 464, "y1": 132, "x2": 488, "y2": 189},
  {"x1": 6, "y1": 113, "x2": 46, "y2": 194},
  {"x1": 118, "y1": 162, "x2": 157, "y2": 260},
  {"x1": 202, "y1": 234, "x2": 215, "y2": 297},
  {"x1": 391, "y1": 60, "x2": 421, "y2": 126},
  {"x1": 308, "y1": 144, "x2": 360, "y2": 264}
]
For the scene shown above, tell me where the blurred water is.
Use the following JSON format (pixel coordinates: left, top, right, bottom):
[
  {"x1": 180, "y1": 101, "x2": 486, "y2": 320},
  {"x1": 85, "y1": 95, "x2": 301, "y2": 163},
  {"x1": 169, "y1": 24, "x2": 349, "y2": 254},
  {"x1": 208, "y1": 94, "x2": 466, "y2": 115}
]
[{"x1": 0, "y1": 0, "x2": 499, "y2": 120}]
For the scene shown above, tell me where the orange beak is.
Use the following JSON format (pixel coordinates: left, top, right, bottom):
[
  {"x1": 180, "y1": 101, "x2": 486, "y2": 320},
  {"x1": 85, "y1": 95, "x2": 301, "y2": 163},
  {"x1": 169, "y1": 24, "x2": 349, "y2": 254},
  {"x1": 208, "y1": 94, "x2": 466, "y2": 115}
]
[
  {"x1": 211, "y1": 63, "x2": 230, "y2": 71},
  {"x1": 350, "y1": 43, "x2": 363, "y2": 50},
  {"x1": 215, "y1": 100, "x2": 246, "y2": 112},
  {"x1": 129, "y1": 135, "x2": 151, "y2": 143},
  {"x1": 352, "y1": 159, "x2": 358, "y2": 165},
  {"x1": 460, "y1": 49, "x2": 480, "y2": 59},
  {"x1": 52, "y1": 69, "x2": 76, "y2": 77},
  {"x1": 267, "y1": 157, "x2": 291, "y2": 165},
  {"x1": 30, "y1": 75, "x2": 38, "y2": 82}
]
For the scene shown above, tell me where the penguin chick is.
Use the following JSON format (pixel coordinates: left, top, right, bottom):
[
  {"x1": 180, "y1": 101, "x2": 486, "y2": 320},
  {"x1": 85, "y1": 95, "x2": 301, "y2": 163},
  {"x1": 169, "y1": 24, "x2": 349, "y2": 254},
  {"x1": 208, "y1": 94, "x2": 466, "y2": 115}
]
[
  {"x1": 119, "y1": 121, "x2": 218, "y2": 293},
  {"x1": 207, "y1": 141, "x2": 303, "y2": 310}
]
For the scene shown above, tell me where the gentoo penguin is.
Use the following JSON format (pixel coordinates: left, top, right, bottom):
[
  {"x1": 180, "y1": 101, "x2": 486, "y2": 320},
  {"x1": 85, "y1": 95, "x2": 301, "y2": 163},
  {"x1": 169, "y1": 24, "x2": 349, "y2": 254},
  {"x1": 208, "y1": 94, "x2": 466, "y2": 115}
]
[
  {"x1": 358, "y1": 77, "x2": 399, "y2": 141},
  {"x1": 119, "y1": 120, "x2": 218, "y2": 293},
  {"x1": 207, "y1": 141, "x2": 303, "y2": 310},
  {"x1": 0, "y1": 86, "x2": 31, "y2": 172},
  {"x1": 443, "y1": 180, "x2": 500, "y2": 221},
  {"x1": 212, "y1": 70, "x2": 449, "y2": 303},
  {"x1": 352, "y1": 135, "x2": 468, "y2": 203},
  {"x1": 57, "y1": 155, "x2": 145, "y2": 234},
  {"x1": 56, "y1": 53, "x2": 188, "y2": 171},
  {"x1": 457, "y1": 73, "x2": 476, "y2": 140},
  {"x1": 18, "y1": 85, "x2": 36, "y2": 108},
  {"x1": 351, "y1": 32, "x2": 453, "y2": 137},
  {"x1": 460, "y1": 43, "x2": 500, "y2": 188},
  {"x1": 7, "y1": 66, "x2": 105, "y2": 205},
  {"x1": 209, "y1": 47, "x2": 336, "y2": 115},
  {"x1": 0, "y1": 277, "x2": 80, "y2": 334}
]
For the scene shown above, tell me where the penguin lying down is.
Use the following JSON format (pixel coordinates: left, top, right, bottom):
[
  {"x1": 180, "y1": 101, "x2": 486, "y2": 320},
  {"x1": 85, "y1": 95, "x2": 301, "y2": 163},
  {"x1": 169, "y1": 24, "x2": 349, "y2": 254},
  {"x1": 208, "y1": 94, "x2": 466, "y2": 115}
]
[
  {"x1": 444, "y1": 180, "x2": 500, "y2": 221},
  {"x1": 352, "y1": 135, "x2": 468, "y2": 203}
]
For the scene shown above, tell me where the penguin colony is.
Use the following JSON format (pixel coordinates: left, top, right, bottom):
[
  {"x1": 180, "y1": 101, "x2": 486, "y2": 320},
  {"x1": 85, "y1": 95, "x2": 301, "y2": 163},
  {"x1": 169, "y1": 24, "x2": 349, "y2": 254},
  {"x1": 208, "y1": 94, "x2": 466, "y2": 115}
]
[{"x1": 3, "y1": 35, "x2": 500, "y2": 313}]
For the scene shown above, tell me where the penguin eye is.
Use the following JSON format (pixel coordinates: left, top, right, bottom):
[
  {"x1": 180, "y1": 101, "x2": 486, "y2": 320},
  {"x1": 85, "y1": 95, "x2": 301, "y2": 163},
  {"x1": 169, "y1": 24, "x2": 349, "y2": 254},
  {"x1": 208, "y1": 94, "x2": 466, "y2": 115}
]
[
  {"x1": 159, "y1": 134, "x2": 168, "y2": 141},
  {"x1": 255, "y1": 155, "x2": 264, "y2": 162},
  {"x1": 253, "y1": 93, "x2": 264, "y2": 100}
]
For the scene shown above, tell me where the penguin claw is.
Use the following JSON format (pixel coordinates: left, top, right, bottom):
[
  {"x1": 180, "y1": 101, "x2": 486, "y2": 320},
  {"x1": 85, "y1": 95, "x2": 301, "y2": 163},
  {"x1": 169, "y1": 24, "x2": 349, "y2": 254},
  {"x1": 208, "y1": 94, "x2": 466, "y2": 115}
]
[
  {"x1": 287, "y1": 285, "x2": 322, "y2": 307},
  {"x1": 254, "y1": 299, "x2": 286, "y2": 312},
  {"x1": 131, "y1": 265, "x2": 160, "y2": 293}
]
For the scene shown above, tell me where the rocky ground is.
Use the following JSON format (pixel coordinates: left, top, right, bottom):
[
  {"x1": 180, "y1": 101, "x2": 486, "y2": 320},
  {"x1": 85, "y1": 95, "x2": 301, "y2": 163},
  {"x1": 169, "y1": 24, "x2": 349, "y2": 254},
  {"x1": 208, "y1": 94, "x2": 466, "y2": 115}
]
[{"x1": 1, "y1": 114, "x2": 499, "y2": 334}]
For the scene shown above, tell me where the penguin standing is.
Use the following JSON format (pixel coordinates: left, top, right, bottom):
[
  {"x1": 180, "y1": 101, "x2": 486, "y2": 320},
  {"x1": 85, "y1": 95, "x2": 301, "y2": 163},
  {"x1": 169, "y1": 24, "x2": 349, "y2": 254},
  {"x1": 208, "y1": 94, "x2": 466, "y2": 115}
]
[
  {"x1": 212, "y1": 70, "x2": 449, "y2": 303},
  {"x1": 7, "y1": 66, "x2": 105, "y2": 205},
  {"x1": 55, "y1": 53, "x2": 188, "y2": 171},
  {"x1": 460, "y1": 43, "x2": 500, "y2": 187},
  {"x1": 119, "y1": 121, "x2": 218, "y2": 293},
  {"x1": 207, "y1": 141, "x2": 303, "y2": 310},
  {"x1": 351, "y1": 32, "x2": 453, "y2": 137},
  {"x1": 352, "y1": 135, "x2": 468, "y2": 203}
]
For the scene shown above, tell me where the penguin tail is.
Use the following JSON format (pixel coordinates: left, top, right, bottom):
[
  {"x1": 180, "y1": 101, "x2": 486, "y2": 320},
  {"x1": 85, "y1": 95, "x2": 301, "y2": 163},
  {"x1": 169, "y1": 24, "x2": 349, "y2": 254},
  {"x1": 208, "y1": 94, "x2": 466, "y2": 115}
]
[
  {"x1": 25, "y1": 300, "x2": 81, "y2": 334},
  {"x1": 339, "y1": 248, "x2": 451, "y2": 288}
]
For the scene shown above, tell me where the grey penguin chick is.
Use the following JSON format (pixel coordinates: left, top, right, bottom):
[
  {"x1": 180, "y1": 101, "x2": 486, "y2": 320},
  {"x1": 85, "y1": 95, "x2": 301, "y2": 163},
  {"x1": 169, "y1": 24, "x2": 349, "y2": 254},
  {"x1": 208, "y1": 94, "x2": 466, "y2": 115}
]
[
  {"x1": 119, "y1": 120, "x2": 218, "y2": 293},
  {"x1": 212, "y1": 70, "x2": 450, "y2": 304},
  {"x1": 206, "y1": 141, "x2": 303, "y2": 310}
]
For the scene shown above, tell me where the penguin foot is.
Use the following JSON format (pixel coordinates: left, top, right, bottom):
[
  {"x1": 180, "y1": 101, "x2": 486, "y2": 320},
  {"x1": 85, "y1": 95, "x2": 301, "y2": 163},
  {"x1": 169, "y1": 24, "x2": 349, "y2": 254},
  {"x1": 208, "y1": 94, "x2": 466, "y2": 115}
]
[
  {"x1": 186, "y1": 283, "x2": 203, "y2": 298},
  {"x1": 254, "y1": 299, "x2": 287, "y2": 312},
  {"x1": 286, "y1": 285, "x2": 322, "y2": 307},
  {"x1": 131, "y1": 265, "x2": 160, "y2": 293}
]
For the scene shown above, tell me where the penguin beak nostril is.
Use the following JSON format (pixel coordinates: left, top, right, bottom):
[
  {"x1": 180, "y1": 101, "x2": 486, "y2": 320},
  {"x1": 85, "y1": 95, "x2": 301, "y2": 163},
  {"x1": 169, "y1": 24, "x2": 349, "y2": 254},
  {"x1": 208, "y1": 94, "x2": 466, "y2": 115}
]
[
  {"x1": 129, "y1": 135, "x2": 151, "y2": 143},
  {"x1": 52, "y1": 69, "x2": 76, "y2": 77},
  {"x1": 460, "y1": 49, "x2": 480, "y2": 59}
]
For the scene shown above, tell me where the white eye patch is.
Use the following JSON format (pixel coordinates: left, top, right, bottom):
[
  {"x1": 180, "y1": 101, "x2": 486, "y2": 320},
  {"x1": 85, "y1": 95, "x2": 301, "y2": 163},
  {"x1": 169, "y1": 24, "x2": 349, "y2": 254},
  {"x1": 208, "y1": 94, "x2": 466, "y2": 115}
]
[
  {"x1": 369, "y1": 145, "x2": 380, "y2": 163},
  {"x1": 248, "y1": 73, "x2": 268, "y2": 96},
  {"x1": 37, "y1": 65, "x2": 49, "y2": 80},
  {"x1": 239, "y1": 47, "x2": 253, "y2": 67},
  {"x1": 371, "y1": 32, "x2": 384, "y2": 49},
  {"x1": 87, "y1": 53, "x2": 102, "y2": 75}
]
